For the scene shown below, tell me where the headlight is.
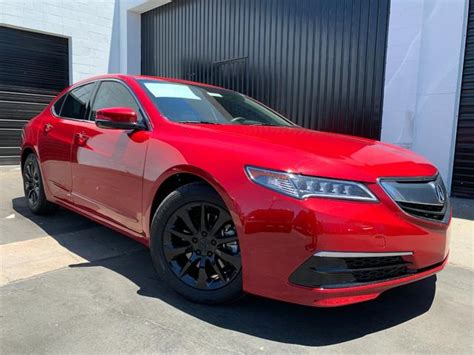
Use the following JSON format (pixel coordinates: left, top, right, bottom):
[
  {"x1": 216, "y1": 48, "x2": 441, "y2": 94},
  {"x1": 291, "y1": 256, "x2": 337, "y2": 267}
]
[{"x1": 245, "y1": 166, "x2": 378, "y2": 201}]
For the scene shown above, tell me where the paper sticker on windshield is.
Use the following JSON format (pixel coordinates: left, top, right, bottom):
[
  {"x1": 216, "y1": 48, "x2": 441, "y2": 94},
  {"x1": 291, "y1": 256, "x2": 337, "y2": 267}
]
[{"x1": 144, "y1": 83, "x2": 201, "y2": 100}]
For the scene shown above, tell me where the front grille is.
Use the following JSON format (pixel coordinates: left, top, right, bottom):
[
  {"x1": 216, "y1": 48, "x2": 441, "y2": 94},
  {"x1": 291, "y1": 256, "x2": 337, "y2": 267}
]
[
  {"x1": 398, "y1": 201, "x2": 445, "y2": 221},
  {"x1": 380, "y1": 175, "x2": 449, "y2": 223},
  {"x1": 289, "y1": 254, "x2": 415, "y2": 288}
]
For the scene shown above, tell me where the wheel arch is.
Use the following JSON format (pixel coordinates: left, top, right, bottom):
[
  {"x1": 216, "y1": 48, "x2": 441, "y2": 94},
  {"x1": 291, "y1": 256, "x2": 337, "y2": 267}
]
[
  {"x1": 20, "y1": 146, "x2": 36, "y2": 171},
  {"x1": 145, "y1": 165, "x2": 242, "y2": 239}
]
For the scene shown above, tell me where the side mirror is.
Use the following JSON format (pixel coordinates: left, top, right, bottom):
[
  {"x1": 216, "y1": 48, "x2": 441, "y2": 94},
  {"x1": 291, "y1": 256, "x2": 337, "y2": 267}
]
[{"x1": 95, "y1": 107, "x2": 146, "y2": 130}]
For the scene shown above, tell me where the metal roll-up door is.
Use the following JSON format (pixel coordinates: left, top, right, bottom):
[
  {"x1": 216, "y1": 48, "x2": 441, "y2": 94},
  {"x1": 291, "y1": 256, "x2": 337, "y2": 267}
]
[
  {"x1": 452, "y1": 1, "x2": 474, "y2": 198},
  {"x1": 0, "y1": 26, "x2": 69, "y2": 165},
  {"x1": 141, "y1": 0, "x2": 390, "y2": 140}
]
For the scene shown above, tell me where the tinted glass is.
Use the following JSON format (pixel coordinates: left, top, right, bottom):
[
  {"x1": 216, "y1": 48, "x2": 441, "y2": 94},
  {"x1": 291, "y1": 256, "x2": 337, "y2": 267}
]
[
  {"x1": 61, "y1": 83, "x2": 95, "y2": 119},
  {"x1": 138, "y1": 79, "x2": 293, "y2": 127},
  {"x1": 90, "y1": 81, "x2": 141, "y2": 121},
  {"x1": 52, "y1": 94, "x2": 66, "y2": 115}
]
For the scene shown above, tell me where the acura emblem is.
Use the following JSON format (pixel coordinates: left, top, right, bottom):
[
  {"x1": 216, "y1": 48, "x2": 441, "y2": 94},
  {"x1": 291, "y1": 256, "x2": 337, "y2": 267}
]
[{"x1": 435, "y1": 184, "x2": 445, "y2": 203}]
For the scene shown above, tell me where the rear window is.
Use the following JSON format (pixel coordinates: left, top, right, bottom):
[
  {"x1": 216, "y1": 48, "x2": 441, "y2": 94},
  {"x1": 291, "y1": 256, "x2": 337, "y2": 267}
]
[{"x1": 60, "y1": 83, "x2": 95, "y2": 119}]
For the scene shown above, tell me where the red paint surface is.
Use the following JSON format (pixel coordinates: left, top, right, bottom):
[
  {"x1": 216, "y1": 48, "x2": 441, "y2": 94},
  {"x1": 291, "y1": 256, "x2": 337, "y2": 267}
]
[{"x1": 22, "y1": 74, "x2": 450, "y2": 307}]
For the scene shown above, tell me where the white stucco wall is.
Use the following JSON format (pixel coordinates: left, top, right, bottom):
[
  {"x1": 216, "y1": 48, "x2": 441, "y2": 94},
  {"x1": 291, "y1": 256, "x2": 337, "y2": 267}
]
[
  {"x1": 0, "y1": 0, "x2": 170, "y2": 83},
  {"x1": 0, "y1": 0, "x2": 119, "y2": 83},
  {"x1": 119, "y1": 0, "x2": 171, "y2": 74},
  {"x1": 382, "y1": 0, "x2": 468, "y2": 191}
]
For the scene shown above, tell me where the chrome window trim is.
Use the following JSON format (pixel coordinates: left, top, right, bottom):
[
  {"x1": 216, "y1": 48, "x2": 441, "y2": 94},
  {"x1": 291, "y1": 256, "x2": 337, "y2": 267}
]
[
  {"x1": 313, "y1": 251, "x2": 413, "y2": 258},
  {"x1": 377, "y1": 174, "x2": 450, "y2": 224}
]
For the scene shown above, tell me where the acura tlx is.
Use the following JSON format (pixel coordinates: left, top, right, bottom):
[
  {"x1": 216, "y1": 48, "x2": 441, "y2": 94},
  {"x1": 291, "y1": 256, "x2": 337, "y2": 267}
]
[{"x1": 21, "y1": 74, "x2": 450, "y2": 307}]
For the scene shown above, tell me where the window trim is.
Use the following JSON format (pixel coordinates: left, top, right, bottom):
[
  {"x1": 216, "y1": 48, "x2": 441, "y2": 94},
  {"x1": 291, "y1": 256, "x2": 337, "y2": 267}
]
[
  {"x1": 50, "y1": 81, "x2": 98, "y2": 123},
  {"x1": 88, "y1": 78, "x2": 152, "y2": 131},
  {"x1": 51, "y1": 93, "x2": 67, "y2": 116}
]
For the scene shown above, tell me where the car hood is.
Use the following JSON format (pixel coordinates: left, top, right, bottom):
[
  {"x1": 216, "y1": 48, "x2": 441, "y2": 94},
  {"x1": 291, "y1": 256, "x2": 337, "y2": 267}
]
[{"x1": 177, "y1": 124, "x2": 438, "y2": 183}]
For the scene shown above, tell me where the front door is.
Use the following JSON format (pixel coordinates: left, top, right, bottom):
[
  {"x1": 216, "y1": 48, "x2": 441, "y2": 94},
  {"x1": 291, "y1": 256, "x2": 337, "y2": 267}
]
[{"x1": 71, "y1": 80, "x2": 149, "y2": 234}]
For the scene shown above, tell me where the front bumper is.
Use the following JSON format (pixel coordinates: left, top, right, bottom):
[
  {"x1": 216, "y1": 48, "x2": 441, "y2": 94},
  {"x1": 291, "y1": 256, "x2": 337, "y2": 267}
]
[{"x1": 237, "y1": 182, "x2": 450, "y2": 307}]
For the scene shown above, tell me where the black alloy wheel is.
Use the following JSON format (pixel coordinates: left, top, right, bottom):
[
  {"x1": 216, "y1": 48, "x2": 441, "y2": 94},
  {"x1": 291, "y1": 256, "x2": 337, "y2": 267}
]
[
  {"x1": 150, "y1": 182, "x2": 244, "y2": 304},
  {"x1": 23, "y1": 158, "x2": 41, "y2": 209},
  {"x1": 163, "y1": 202, "x2": 241, "y2": 290},
  {"x1": 22, "y1": 153, "x2": 58, "y2": 214}
]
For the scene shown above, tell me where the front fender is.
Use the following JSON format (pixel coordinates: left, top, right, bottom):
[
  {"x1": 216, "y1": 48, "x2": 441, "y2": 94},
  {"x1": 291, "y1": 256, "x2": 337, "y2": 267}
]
[{"x1": 142, "y1": 163, "x2": 243, "y2": 241}]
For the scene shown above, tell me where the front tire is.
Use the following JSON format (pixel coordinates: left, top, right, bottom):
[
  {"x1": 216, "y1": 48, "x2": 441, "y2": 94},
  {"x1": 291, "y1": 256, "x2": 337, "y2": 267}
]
[
  {"x1": 22, "y1": 153, "x2": 58, "y2": 215},
  {"x1": 150, "y1": 182, "x2": 243, "y2": 304}
]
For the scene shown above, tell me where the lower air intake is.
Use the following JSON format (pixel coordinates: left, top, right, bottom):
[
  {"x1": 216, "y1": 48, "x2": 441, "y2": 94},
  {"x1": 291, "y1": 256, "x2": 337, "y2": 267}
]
[{"x1": 289, "y1": 254, "x2": 416, "y2": 288}]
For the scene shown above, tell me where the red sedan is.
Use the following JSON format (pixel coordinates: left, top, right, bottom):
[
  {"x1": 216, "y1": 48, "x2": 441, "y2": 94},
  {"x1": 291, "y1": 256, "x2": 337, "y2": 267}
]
[{"x1": 21, "y1": 74, "x2": 450, "y2": 307}]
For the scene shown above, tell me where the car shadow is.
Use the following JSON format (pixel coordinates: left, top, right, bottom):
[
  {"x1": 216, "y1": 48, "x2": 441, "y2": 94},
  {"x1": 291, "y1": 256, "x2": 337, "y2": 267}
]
[{"x1": 12, "y1": 196, "x2": 437, "y2": 346}]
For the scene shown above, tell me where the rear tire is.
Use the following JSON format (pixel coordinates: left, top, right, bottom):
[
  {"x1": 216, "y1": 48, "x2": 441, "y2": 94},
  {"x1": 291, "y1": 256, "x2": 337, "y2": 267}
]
[
  {"x1": 150, "y1": 182, "x2": 243, "y2": 304},
  {"x1": 22, "y1": 153, "x2": 58, "y2": 215}
]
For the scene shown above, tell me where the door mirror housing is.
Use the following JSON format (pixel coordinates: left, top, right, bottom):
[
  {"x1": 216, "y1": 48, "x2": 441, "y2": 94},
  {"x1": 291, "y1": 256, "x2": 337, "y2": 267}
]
[{"x1": 95, "y1": 107, "x2": 146, "y2": 130}]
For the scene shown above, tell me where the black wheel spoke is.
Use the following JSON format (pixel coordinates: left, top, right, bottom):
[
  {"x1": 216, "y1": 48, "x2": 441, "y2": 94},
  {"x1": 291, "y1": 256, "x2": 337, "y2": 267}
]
[
  {"x1": 196, "y1": 261, "x2": 208, "y2": 288},
  {"x1": 178, "y1": 210, "x2": 198, "y2": 234},
  {"x1": 167, "y1": 227, "x2": 193, "y2": 242},
  {"x1": 164, "y1": 245, "x2": 191, "y2": 260},
  {"x1": 209, "y1": 212, "x2": 228, "y2": 237},
  {"x1": 200, "y1": 204, "x2": 207, "y2": 231},
  {"x1": 179, "y1": 255, "x2": 196, "y2": 277},
  {"x1": 216, "y1": 249, "x2": 241, "y2": 270},
  {"x1": 31, "y1": 191, "x2": 37, "y2": 204},
  {"x1": 26, "y1": 164, "x2": 33, "y2": 178}
]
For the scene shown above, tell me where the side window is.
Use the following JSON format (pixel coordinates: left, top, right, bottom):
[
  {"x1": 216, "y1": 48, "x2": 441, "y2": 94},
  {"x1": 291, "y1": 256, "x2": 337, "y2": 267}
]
[
  {"x1": 52, "y1": 94, "x2": 66, "y2": 116},
  {"x1": 61, "y1": 83, "x2": 95, "y2": 119},
  {"x1": 90, "y1": 81, "x2": 142, "y2": 121}
]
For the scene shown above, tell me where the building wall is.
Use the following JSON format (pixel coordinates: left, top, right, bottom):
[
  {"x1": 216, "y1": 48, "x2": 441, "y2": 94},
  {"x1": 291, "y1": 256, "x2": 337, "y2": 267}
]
[
  {"x1": 381, "y1": 0, "x2": 468, "y2": 191},
  {"x1": 0, "y1": 0, "x2": 119, "y2": 83}
]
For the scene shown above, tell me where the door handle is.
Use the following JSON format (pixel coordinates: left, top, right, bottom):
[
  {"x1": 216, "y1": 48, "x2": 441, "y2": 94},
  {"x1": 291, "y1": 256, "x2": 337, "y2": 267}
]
[
  {"x1": 75, "y1": 132, "x2": 90, "y2": 146},
  {"x1": 43, "y1": 123, "x2": 53, "y2": 133}
]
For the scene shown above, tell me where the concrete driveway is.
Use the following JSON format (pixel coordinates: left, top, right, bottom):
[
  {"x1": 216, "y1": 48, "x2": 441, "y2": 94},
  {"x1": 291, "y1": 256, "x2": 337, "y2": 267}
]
[{"x1": 1, "y1": 165, "x2": 473, "y2": 354}]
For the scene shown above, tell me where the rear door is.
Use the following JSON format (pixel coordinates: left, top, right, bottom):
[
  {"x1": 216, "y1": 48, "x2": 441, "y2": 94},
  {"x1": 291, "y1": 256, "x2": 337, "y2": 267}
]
[
  {"x1": 71, "y1": 80, "x2": 150, "y2": 233},
  {"x1": 37, "y1": 82, "x2": 96, "y2": 203}
]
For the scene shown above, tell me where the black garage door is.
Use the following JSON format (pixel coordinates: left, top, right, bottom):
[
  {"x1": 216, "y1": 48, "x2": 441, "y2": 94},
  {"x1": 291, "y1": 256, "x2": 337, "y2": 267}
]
[
  {"x1": 452, "y1": 0, "x2": 474, "y2": 198},
  {"x1": 0, "y1": 26, "x2": 69, "y2": 165},
  {"x1": 141, "y1": 0, "x2": 390, "y2": 140}
]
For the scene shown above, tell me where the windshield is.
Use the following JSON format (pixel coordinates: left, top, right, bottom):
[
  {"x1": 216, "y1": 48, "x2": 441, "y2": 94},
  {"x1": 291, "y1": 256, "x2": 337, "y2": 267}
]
[{"x1": 137, "y1": 79, "x2": 294, "y2": 127}]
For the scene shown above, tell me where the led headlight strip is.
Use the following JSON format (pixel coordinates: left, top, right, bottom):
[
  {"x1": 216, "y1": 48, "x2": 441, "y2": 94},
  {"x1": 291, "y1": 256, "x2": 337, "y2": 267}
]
[{"x1": 245, "y1": 166, "x2": 378, "y2": 201}]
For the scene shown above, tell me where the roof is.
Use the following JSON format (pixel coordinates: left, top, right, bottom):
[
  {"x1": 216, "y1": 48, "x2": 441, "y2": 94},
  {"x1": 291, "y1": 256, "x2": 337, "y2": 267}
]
[{"x1": 71, "y1": 73, "x2": 222, "y2": 90}]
